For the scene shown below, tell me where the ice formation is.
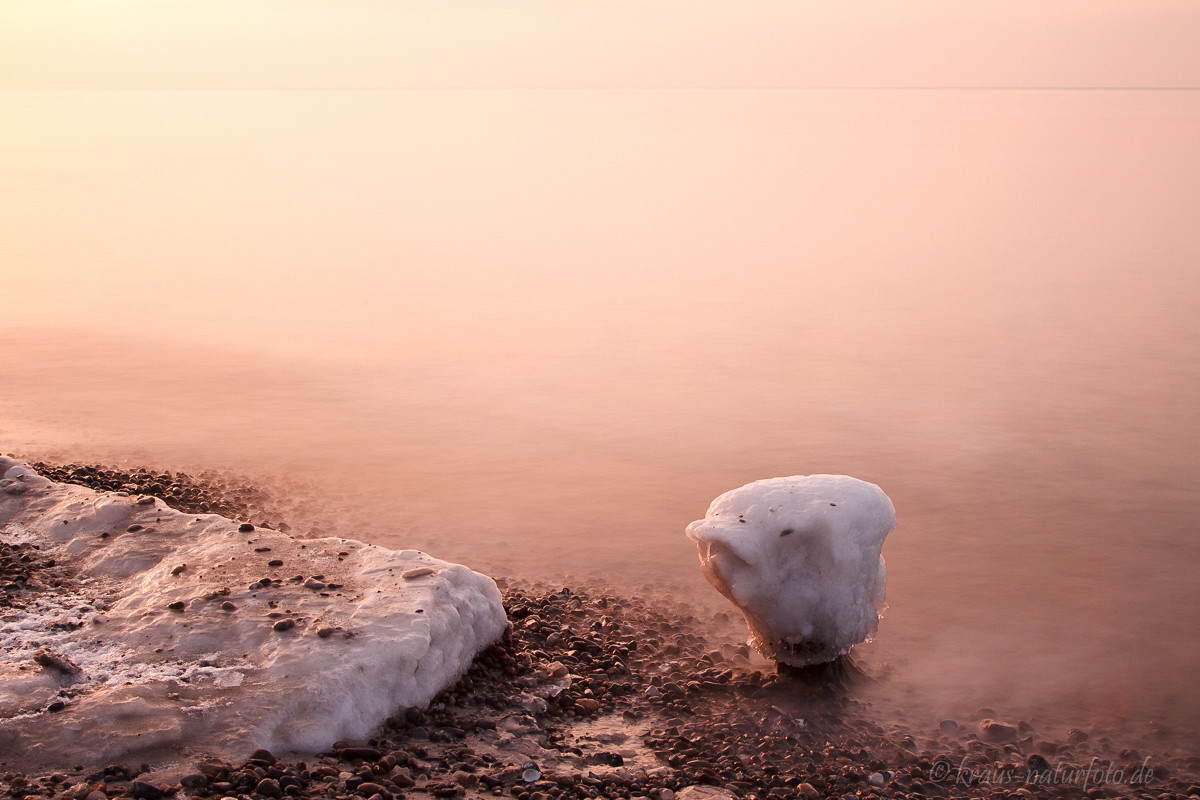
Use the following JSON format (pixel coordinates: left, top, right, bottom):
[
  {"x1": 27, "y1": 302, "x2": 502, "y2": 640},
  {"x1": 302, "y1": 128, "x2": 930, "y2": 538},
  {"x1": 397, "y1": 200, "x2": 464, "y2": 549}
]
[
  {"x1": 685, "y1": 475, "x2": 896, "y2": 666},
  {"x1": 0, "y1": 458, "x2": 507, "y2": 769}
]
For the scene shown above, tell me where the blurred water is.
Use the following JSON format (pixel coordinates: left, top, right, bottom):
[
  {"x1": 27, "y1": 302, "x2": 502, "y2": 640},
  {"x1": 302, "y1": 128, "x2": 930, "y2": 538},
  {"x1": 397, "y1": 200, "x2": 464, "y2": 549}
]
[{"x1": 2, "y1": 88, "x2": 1198, "y2": 746}]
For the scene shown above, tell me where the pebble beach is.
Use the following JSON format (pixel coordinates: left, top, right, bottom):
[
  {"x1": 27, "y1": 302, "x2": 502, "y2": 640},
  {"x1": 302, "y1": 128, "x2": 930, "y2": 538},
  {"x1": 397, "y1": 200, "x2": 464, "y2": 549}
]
[{"x1": 3, "y1": 463, "x2": 1198, "y2": 800}]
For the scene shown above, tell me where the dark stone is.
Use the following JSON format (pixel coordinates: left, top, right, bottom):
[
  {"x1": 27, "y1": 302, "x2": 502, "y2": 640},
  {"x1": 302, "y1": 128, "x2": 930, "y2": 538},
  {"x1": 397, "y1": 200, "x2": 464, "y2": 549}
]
[
  {"x1": 239, "y1": 523, "x2": 255, "y2": 532},
  {"x1": 251, "y1": 748, "x2": 278, "y2": 764},
  {"x1": 337, "y1": 746, "x2": 383, "y2": 762},
  {"x1": 255, "y1": 778, "x2": 282, "y2": 798},
  {"x1": 34, "y1": 650, "x2": 82, "y2": 675},
  {"x1": 1027, "y1": 754, "x2": 1052, "y2": 772},
  {"x1": 130, "y1": 781, "x2": 163, "y2": 800}
]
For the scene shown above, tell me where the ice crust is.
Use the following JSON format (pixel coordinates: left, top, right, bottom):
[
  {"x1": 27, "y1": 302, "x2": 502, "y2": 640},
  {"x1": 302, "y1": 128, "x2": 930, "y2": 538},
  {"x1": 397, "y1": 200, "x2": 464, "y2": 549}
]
[
  {"x1": 0, "y1": 458, "x2": 507, "y2": 768},
  {"x1": 685, "y1": 475, "x2": 896, "y2": 666}
]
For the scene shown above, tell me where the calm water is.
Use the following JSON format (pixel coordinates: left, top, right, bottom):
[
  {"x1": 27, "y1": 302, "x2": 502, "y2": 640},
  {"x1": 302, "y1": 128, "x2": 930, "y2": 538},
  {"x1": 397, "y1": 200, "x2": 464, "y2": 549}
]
[{"x1": 3, "y1": 88, "x2": 1199, "y2": 746}]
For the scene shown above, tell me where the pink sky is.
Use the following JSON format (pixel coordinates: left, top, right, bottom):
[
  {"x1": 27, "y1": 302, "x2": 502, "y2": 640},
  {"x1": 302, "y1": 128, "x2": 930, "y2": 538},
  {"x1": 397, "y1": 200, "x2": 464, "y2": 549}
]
[{"x1": 2, "y1": 0, "x2": 1199, "y2": 89}]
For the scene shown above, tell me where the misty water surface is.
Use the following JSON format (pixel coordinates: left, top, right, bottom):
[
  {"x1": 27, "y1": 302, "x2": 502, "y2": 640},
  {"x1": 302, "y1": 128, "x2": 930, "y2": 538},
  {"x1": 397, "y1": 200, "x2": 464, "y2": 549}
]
[{"x1": 2, "y1": 88, "x2": 1198, "y2": 746}]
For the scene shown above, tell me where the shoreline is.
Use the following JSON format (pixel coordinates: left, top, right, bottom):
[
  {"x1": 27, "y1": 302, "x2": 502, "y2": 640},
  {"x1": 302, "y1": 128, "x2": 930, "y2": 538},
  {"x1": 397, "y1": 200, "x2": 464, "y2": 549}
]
[{"x1": 3, "y1": 461, "x2": 1198, "y2": 799}]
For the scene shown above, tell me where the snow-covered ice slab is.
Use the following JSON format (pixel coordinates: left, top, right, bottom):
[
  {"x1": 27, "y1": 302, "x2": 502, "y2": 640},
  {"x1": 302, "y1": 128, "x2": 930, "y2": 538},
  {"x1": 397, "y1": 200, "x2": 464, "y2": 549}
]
[
  {"x1": 686, "y1": 475, "x2": 896, "y2": 666},
  {"x1": 0, "y1": 458, "x2": 507, "y2": 768}
]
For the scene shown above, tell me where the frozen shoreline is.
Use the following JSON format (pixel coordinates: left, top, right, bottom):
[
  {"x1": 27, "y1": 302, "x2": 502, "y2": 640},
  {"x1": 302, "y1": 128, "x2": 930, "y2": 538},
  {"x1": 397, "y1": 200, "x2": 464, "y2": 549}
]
[
  {"x1": 0, "y1": 458, "x2": 507, "y2": 770},
  {"x1": 2, "y1": 459, "x2": 1197, "y2": 799}
]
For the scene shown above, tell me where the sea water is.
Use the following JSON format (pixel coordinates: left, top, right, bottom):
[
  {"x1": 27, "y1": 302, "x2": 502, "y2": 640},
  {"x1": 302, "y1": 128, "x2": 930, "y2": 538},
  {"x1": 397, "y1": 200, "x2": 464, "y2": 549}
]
[{"x1": 2, "y1": 87, "x2": 1198, "y2": 746}]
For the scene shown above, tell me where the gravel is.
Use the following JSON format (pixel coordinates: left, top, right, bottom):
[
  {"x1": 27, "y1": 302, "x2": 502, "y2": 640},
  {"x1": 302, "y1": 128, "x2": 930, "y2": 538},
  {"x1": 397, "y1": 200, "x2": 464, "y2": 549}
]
[{"x1": 4, "y1": 461, "x2": 1198, "y2": 800}]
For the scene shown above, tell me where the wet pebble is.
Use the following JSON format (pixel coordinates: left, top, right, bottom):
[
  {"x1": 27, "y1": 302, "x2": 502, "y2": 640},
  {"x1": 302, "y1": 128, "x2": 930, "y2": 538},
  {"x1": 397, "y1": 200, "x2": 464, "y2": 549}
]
[
  {"x1": 255, "y1": 778, "x2": 282, "y2": 798},
  {"x1": 130, "y1": 782, "x2": 163, "y2": 800},
  {"x1": 980, "y1": 718, "x2": 1018, "y2": 742}
]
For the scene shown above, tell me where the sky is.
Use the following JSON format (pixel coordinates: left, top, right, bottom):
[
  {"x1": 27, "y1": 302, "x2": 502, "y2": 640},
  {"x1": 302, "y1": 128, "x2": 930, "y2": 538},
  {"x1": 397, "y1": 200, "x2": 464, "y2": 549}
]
[{"x1": 2, "y1": 0, "x2": 1199, "y2": 90}]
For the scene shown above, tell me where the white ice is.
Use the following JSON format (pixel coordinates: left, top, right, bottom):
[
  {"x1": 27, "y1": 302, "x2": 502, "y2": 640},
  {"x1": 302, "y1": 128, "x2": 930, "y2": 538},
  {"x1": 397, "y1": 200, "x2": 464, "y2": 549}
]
[
  {"x1": 0, "y1": 458, "x2": 508, "y2": 769},
  {"x1": 685, "y1": 475, "x2": 896, "y2": 666}
]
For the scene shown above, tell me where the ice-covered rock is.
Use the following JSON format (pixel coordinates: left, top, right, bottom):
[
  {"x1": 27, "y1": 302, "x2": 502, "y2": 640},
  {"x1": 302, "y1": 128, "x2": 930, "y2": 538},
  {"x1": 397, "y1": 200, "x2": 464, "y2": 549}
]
[
  {"x1": 0, "y1": 457, "x2": 507, "y2": 769},
  {"x1": 685, "y1": 475, "x2": 896, "y2": 666}
]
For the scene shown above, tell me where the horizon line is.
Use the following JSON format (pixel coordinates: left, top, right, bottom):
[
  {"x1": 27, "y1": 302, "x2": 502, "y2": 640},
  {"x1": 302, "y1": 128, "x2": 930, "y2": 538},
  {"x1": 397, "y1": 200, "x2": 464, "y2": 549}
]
[{"x1": 3, "y1": 85, "x2": 1200, "y2": 93}]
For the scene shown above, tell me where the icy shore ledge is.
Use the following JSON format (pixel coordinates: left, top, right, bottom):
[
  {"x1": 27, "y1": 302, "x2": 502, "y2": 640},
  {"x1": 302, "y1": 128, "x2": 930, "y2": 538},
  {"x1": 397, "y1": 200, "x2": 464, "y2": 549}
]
[{"x1": 0, "y1": 458, "x2": 507, "y2": 769}]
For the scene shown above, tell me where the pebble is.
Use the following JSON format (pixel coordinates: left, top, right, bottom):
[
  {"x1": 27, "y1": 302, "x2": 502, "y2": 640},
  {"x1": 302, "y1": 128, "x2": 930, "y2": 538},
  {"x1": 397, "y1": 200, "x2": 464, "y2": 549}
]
[
  {"x1": 251, "y1": 749, "x2": 277, "y2": 763},
  {"x1": 10, "y1": 462, "x2": 1200, "y2": 800},
  {"x1": 356, "y1": 782, "x2": 391, "y2": 799},
  {"x1": 338, "y1": 746, "x2": 383, "y2": 761},
  {"x1": 403, "y1": 567, "x2": 436, "y2": 580},
  {"x1": 130, "y1": 782, "x2": 163, "y2": 800},
  {"x1": 980, "y1": 718, "x2": 1018, "y2": 742},
  {"x1": 255, "y1": 778, "x2": 282, "y2": 798},
  {"x1": 33, "y1": 650, "x2": 82, "y2": 675},
  {"x1": 676, "y1": 787, "x2": 734, "y2": 800},
  {"x1": 272, "y1": 618, "x2": 296, "y2": 632},
  {"x1": 221, "y1": 601, "x2": 237, "y2": 611},
  {"x1": 239, "y1": 523, "x2": 255, "y2": 532}
]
